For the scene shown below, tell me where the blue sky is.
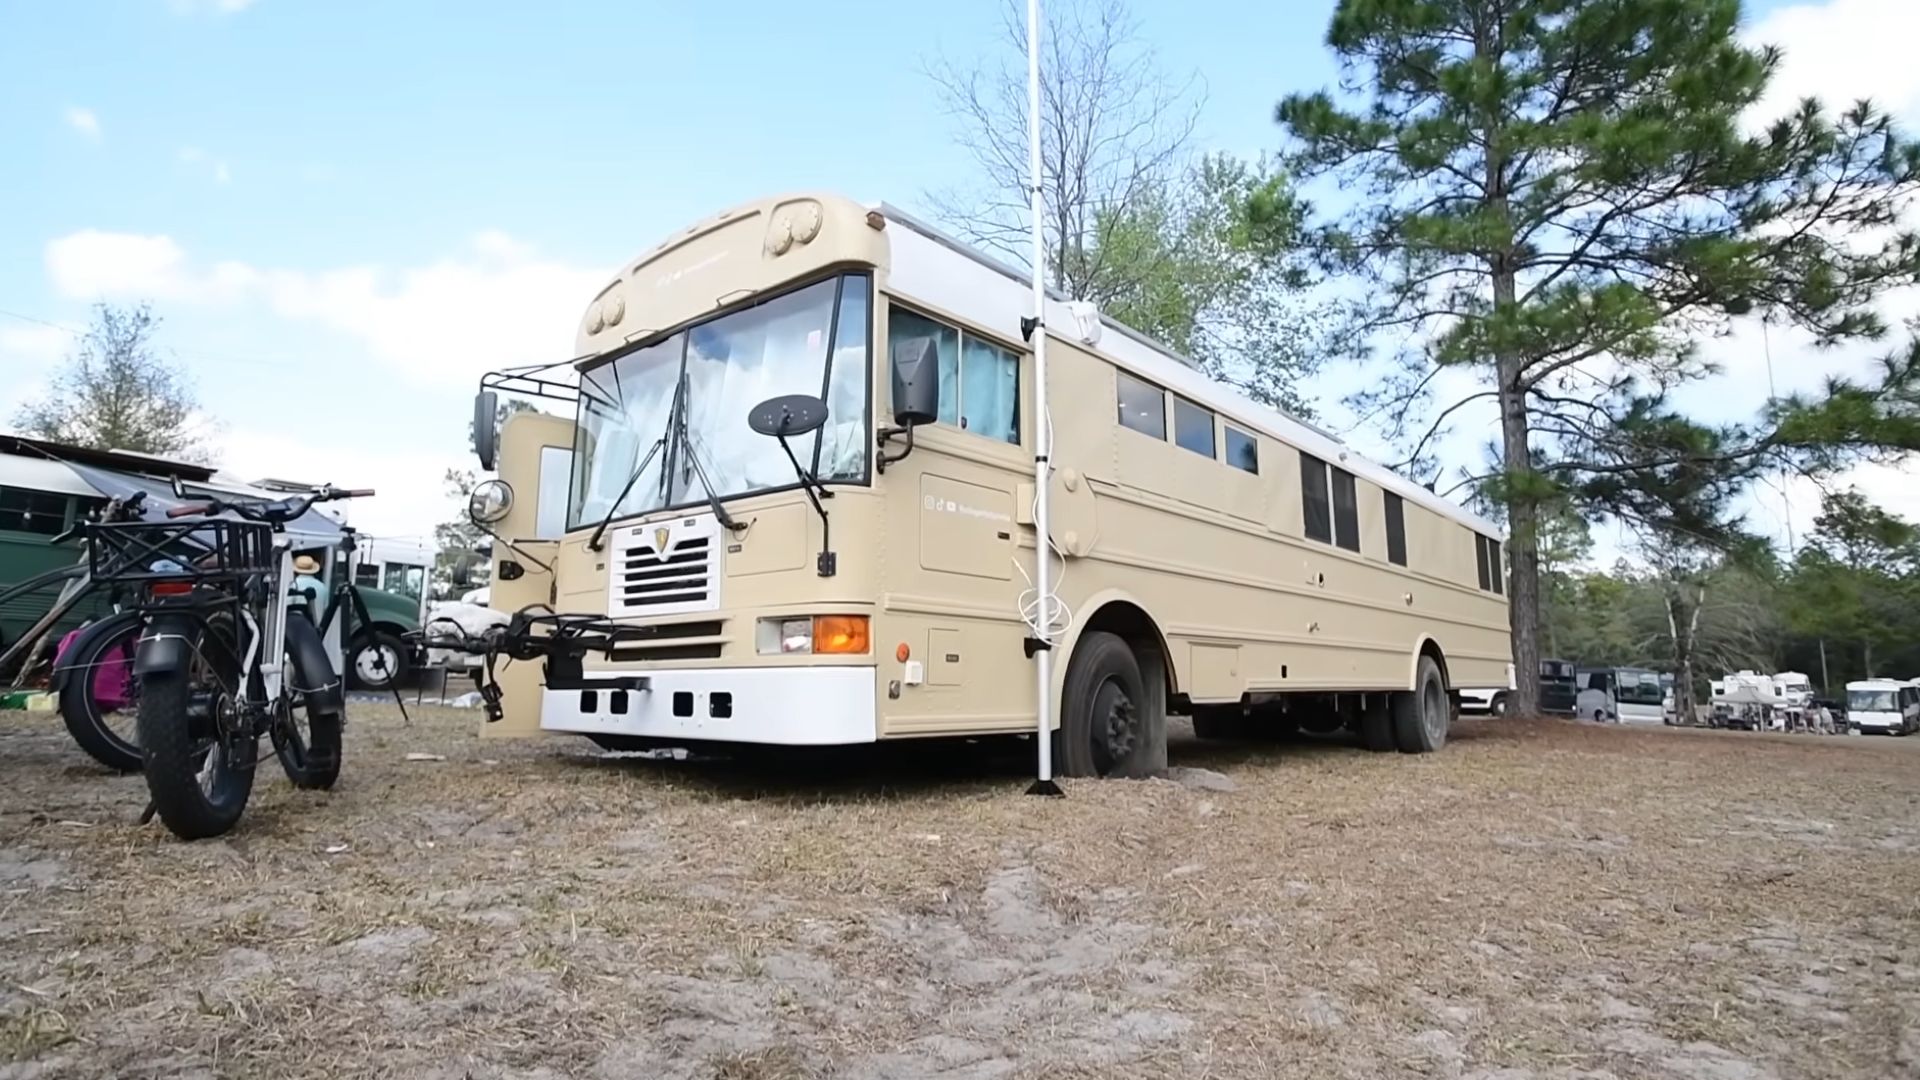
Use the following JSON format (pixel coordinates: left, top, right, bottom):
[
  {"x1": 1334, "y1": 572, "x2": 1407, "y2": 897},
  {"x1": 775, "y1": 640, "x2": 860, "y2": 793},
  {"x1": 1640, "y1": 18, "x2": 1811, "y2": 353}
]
[{"x1": 3, "y1": 0, "x2": 1916, "y2": 549}]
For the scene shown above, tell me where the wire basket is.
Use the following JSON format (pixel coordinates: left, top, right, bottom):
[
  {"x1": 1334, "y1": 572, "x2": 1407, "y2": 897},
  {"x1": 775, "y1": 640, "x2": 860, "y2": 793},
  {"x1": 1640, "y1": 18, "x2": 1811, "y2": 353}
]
[{"x1": 85, "y1": 519, "x2": 276, "y2": 587}]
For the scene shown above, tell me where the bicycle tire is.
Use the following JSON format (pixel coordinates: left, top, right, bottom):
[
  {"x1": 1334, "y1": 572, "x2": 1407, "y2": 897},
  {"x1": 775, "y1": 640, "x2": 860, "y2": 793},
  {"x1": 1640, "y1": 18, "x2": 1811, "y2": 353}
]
[
  {"x1": 138, "y1": 644, "x2": 254, "y2": 841},
  {"x1": 56, "y1": 612, "x2": 144, "y2": 772}
]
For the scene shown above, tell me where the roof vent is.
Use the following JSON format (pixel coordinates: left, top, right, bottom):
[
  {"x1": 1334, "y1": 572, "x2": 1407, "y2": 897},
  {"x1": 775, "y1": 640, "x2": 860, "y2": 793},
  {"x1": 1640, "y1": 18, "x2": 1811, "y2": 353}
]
[{"x1": 1068, "y1": 301, "x2": 1101, "y2": 345}]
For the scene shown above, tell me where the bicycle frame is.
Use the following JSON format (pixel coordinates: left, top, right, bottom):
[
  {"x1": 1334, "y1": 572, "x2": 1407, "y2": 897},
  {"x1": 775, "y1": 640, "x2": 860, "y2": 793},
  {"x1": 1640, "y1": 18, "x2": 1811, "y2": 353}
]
[{"x1": 0, "y1": 563, "x2": 89, "y2": 682}]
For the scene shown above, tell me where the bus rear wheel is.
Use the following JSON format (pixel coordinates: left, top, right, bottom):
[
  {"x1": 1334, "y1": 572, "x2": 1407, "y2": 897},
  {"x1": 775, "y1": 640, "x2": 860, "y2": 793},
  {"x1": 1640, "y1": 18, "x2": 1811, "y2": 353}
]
[
  {"x1": 1392, "y1": 656, "x2": 1448, "y2": 754},
  {"x1": 1058, "y1": 631, "x2": 1163, "y2": 778}
]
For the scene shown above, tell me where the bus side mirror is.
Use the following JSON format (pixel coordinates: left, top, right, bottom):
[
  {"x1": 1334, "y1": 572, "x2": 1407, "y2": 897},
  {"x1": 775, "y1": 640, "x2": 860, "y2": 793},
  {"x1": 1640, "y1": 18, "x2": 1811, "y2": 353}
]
[
  {"x1": 890, "y1": 337, "x2": 940, "y2": 427},
  {"x1": 468, "y1": 479, "x2": 513, "y2": 525},
  {"x1": 473, "y1": 389, "x2": 498, "y2": 470}
]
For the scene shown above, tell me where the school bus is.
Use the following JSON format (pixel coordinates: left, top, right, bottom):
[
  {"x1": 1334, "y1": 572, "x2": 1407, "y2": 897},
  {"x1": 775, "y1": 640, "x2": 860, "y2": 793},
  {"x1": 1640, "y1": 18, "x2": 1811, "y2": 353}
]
[{"x1": 474, "y1": 193, "x2": 1511, "y2": 774}]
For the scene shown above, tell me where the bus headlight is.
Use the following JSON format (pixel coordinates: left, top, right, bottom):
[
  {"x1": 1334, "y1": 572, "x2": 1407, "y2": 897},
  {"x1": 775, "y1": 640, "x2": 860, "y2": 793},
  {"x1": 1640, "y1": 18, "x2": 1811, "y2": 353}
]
[{"x1": 755, "y1": 615, "x2": 870, "y2": 655}]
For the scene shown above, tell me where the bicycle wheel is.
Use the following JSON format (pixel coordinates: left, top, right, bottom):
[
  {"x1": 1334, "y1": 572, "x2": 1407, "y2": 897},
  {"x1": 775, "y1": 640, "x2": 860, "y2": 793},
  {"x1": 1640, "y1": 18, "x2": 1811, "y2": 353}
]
[
  {"x1": 138, "y1": 624, "x2": 255, "y2": 841},
  {"x1": 272, "y1": 614, "x2": 343, "y2": 789},
  {"x1": 57, "y1": 612, "x2": 144, "y2": 772}
]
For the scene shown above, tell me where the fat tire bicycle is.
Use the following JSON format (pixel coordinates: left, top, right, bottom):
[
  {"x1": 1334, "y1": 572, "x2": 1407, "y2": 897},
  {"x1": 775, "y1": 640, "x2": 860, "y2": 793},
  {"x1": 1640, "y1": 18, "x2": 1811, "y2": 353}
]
[{"x1": 87, "y1": 484, "x2": 375, "y2": 840}]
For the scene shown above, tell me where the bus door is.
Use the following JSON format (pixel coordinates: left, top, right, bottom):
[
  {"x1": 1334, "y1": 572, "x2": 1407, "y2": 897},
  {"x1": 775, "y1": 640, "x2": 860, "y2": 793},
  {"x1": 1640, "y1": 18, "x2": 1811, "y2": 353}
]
[
  {"x1": 484, "y1": 411, "x2": 575, "y2": 737},
  {"x1": 876, "y1": 302, "x2": 1036, "y2": 735}
]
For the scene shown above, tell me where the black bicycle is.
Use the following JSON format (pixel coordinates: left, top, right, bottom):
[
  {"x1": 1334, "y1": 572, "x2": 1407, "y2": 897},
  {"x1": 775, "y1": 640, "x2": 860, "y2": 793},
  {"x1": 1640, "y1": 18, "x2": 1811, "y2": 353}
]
[
  {"x1": 0, "y1": 492, "x2": 151, "y2": 772},
  {"x1": 87, "y1": 484, "x2": 375, "y2": 840}
]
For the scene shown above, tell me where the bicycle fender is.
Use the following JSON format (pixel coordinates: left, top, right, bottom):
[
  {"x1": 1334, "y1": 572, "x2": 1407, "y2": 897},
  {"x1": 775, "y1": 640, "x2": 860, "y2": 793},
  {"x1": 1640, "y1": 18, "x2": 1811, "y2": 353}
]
[
  {"x1": 133, "y1": 614, "x2": 202, "y2": 678},
  {"x1": 285, "y1": 613, "x2": 345, "y2": 718},
  {"x1": 50, "y1": 610, "x2": 143, "y2": 695}
]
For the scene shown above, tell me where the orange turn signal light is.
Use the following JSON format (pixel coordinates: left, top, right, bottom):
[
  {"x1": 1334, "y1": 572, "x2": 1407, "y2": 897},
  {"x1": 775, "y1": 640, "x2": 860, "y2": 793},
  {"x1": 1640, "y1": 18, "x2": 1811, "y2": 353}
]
[
  {"x1": 895, "y1": 642, "x2": 911, "y2": 663},
  {"x1": 812, "y1": 615, "x2": 870, "y2": 655}
]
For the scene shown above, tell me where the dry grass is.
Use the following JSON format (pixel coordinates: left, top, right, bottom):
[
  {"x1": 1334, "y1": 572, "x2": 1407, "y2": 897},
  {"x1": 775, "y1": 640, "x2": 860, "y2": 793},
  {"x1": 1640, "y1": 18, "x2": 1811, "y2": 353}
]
[{"x1": 3, "y1": 704, "x2": 1919, "y2": 1079}]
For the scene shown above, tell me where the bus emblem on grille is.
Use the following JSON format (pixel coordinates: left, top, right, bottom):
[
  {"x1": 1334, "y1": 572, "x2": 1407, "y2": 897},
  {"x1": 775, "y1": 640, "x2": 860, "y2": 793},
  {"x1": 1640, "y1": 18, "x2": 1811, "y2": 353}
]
[{"x1": 654, "y1": 526, "x2": 671, "y2": 553}]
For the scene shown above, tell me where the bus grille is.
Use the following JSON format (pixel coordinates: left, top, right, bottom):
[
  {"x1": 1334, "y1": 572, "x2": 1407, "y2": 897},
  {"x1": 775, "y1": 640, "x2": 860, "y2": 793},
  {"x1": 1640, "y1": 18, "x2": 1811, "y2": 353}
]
[{"x1": 607, "y1": 517, "x2": 721, "y2": 616}]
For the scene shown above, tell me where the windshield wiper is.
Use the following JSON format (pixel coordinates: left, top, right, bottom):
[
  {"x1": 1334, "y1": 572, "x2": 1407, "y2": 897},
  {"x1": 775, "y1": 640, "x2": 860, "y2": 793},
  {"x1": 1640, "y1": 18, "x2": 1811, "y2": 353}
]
[
  {"x1": 670, "y1": 394, "x2": 744, "y2": 535},
  {"x1": 585, "y1": 435, "x2": 667, "y2": 552},
  {"x1": 586, "y1": 369, "x2": 682, "y2": 553}
]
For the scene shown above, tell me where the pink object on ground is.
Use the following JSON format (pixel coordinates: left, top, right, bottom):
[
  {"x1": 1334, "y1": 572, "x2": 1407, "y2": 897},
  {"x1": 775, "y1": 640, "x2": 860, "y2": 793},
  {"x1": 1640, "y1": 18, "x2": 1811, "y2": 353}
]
[{"x1": 54, "y1": 626, "x2": 134, "y2": 712}]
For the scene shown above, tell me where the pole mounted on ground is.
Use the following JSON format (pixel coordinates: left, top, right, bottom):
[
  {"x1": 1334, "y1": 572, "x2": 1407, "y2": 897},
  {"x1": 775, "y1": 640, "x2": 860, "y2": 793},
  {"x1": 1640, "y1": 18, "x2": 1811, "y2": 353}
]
[{"x1": 1025, "y1": 0, "x2": 1063, "y2": 798}]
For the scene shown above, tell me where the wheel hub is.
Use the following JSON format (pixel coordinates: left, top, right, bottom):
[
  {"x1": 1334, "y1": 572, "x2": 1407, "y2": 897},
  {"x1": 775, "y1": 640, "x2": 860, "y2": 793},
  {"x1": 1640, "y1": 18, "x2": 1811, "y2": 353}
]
[
  {"x1": 1092, "y1": 678, "x2": 1138, "y2": 768},
  {"x1": 356, "y1": 646, "x2": 395, "y2": 682}
]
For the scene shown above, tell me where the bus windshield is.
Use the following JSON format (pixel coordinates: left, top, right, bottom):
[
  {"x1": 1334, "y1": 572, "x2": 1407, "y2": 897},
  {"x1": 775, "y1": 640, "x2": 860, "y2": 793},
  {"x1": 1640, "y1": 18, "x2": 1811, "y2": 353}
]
[
  {"x1": 568, "y1": 273, "x2": 871, "y2": 531},
  {"x1": 1849, "y1": 688, "x2": 1897, "y2": 712},
  {"x1": 1617, "y1": 671, "x2": 1665, "y2": 705}
]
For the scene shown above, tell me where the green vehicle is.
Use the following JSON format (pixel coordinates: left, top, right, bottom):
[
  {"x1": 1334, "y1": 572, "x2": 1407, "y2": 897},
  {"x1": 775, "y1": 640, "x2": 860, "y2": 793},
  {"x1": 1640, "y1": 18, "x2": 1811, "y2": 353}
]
[{"x1": 0, "y1": 437, "x2": 424, "y2": 693}]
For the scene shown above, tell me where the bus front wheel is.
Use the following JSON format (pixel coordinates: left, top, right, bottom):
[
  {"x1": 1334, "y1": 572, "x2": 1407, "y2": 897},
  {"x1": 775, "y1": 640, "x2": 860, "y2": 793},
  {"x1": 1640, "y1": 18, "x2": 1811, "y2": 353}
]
[{"x1": 1057, "y1": 631, "x2": 1164, "y2": 778}]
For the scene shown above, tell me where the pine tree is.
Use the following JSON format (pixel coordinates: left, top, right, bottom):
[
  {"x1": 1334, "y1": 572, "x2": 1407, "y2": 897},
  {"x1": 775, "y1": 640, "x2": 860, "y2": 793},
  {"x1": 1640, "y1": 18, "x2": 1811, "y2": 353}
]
[{"x1": 1277, "y1": 0, "x2": 1920, "y2": 712}]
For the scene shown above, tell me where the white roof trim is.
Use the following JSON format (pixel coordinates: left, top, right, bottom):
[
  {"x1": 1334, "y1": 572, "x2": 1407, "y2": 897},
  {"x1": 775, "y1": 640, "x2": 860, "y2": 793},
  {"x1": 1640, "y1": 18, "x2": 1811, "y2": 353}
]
[
  {"x1": 0, "y1": 455, "x2": 98, "y2": 499},
  {"x1": 874, "y1": 202, "x2": 1502, "y2": 536}
]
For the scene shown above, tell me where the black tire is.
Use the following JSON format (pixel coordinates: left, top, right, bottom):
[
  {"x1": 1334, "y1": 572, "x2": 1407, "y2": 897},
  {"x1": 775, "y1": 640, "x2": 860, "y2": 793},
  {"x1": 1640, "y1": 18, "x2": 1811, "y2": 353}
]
[
  {"x1": 1057, "y1": 631, "x2": 1163, "y2": 778},
  {"x1": 138, "y1": 668, "x2": 254, "y2": 841},
  {"x1": 1190, "y1": 705, "x2": 1245, "y2": 741},
  {"x1": 1360, "y1": 694, "x2": 1396, "y2": 753},
  {"x1": 346, "y1": 630, "x2": 409, "y2": 691},
  {"x1": 273, "y1": 615, "x2": 343, "y2": 790},
  {"x1": 1392, "y1": 655, "x2": 1448, "y2": 754},
  {"x1": 1592, "y1": 708, "x2": 1608, "y2": 724},
  {"x1": 1488, "y1": 692, "x2": 1508, "y2": 718},
  {"x1": 57, "y1": 615, "x2": 144, "y2": 773}
]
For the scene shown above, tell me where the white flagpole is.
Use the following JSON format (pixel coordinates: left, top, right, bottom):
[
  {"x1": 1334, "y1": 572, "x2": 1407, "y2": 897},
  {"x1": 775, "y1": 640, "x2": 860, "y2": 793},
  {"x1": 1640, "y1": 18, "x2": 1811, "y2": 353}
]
[{"x1": 1026, "y1": 0, "x2": 1062, "y2": 797}]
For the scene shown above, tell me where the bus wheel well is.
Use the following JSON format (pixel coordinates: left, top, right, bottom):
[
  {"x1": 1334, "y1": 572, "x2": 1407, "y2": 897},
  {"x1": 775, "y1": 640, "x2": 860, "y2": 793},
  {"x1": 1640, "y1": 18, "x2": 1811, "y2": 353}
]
[
  {"x1": 1419, "y1": 639, "x2": 1450, "y2": 690},
  {"x1": 1077, "y1": 602, "x2": 1170, "y2": 705}
]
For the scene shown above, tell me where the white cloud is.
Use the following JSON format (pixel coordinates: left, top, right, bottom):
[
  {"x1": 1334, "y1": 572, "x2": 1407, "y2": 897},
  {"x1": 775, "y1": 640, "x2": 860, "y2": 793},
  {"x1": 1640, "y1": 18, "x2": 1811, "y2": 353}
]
[
  {"x1": 177, "y1": 146, "x2": 233, "y2": 185},
  {"x1": 1746, "y1": 0, "x2": 1920, "y2": 125},
  {"x1": 0, "y1": 323, "x2": 77, "y2": 427},
  {"x1": 215, "y1": 428, "x2": 455, "y2": 539},
  {"x1": 64, "y1": 106, "x2": 100, "y2": 141},
  {"x1": 42, "y1": 228, "x2": 604, "y2": 385}
]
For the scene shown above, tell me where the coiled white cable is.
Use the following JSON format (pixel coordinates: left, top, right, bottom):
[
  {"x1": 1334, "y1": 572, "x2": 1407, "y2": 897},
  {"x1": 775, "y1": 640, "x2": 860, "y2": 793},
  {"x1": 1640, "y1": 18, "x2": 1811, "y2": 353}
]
[{"x1": 1014, "y1": 401, "x2": 1072, "y2": 642}]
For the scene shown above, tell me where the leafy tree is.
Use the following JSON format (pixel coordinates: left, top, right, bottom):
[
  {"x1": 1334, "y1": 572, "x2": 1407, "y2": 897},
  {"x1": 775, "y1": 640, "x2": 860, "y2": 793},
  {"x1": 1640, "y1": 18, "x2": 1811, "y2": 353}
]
[
  {"x1": 14, "y1": 303, "x2": 211, "y2": 461},
  {"x1": 1092, "y1": 155, "x2": 1328, "y2": 413},
  {"x1": 927, "y1": 0, "x2": 1326, "y2": 412},
  {"x1": 1277, "y1": 0, "x2": 1920, "y2": 713},
  {"x1": 1784, "y1": 488, "x2": 1920, "y2": 679}
]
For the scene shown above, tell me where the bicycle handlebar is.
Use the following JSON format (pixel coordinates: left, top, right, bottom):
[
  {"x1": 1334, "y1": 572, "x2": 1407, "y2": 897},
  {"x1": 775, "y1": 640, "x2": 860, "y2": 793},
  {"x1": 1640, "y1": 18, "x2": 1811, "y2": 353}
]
[{"x1": 160, "y1": 485, "x2": 375, "y2": 524}]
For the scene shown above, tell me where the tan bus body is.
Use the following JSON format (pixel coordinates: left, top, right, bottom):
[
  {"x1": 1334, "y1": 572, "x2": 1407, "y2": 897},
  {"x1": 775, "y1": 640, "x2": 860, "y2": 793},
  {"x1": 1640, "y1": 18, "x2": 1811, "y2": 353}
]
[{"x1": 483, "y1": 193, "x2": 1511, "y2": 771}]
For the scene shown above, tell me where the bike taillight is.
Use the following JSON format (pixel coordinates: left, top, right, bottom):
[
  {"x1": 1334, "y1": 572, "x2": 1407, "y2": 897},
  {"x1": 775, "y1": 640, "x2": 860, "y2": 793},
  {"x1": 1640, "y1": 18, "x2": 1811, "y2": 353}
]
[{"x1": 149, "y1": 581, "x2": 194, "y2": 598}]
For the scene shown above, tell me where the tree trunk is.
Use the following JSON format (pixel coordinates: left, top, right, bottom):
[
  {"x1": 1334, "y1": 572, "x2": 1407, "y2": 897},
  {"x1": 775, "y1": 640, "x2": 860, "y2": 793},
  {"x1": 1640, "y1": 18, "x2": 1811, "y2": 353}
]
[
  {"x1": 1864, "y1": 639, "x2": 1874, "y2": 679},
  {"x1": 1475, "y1": 13, "x2": 1538, "y2": 716},
  {"x1": 1501, "y1": 366, "x2": 1542, "y2": 717}
]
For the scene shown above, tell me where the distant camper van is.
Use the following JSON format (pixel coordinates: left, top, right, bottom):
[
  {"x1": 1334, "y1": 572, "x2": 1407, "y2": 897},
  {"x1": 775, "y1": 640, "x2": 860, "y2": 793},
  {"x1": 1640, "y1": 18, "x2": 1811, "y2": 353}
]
[
  {"x1": 1845, "y1": 679, "x2": 1919, "y2": 735},
  {"x1": 1576, "y1": 666, "x2": 1666, "y2": 724}
]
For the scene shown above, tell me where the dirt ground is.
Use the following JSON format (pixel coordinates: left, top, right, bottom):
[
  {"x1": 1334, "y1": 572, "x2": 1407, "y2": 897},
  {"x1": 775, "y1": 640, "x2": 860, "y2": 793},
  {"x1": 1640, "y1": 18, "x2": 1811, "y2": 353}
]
[{"x1": 2, "y1": 705, "x2": 1919, "y2": 1080}]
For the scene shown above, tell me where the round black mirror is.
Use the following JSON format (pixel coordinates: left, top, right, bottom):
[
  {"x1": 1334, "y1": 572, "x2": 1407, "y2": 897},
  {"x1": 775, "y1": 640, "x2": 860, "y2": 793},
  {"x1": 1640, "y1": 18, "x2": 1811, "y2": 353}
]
[
  {"x1": 468, "y1": 479, "x2": 514, "y2": 525},
  {"x1": 747, "y1": 393, "x2": 829, "y2": 438}
]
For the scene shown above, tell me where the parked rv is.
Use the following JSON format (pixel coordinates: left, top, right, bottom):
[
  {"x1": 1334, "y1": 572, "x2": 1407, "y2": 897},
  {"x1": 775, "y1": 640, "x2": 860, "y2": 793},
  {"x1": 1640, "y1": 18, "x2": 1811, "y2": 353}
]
[{"x1": 1845, "y1": 679, "x2": 1919, "y2": 735}]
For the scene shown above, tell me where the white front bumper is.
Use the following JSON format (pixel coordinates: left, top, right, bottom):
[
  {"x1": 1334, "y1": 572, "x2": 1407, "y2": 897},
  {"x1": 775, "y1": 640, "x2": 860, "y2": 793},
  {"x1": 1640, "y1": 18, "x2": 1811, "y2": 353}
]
[
  {"x1": 540, "y1": 666, "x2": 877, "y2": 746},
  {"x1": 1855, "y1": 713, "x2": 1903, "y2": 732}
]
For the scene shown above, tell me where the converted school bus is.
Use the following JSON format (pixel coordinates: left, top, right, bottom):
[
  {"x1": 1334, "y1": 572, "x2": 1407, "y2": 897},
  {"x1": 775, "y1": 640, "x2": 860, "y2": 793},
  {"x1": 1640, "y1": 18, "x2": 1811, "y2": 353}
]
[{"x1": 480, "y1": 192, "x2": 1512, "y2": 774}]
